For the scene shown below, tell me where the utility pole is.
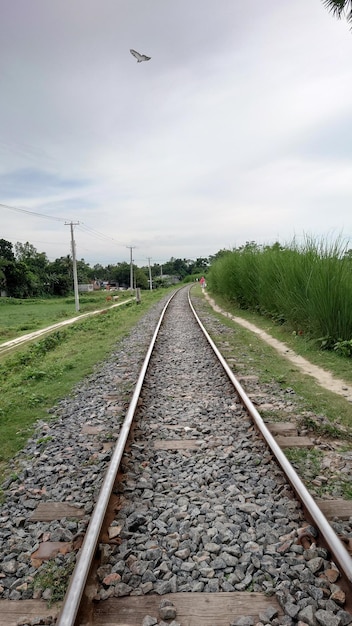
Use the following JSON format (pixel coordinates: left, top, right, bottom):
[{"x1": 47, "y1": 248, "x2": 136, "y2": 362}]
[
  {"x1": 65, "y1": 221, "x2": 80, "y2": 312},
  {"x1": 126, "y1": 246, "x2": 135, "y2": 292},
  {"x1": 147, "y1": 257, "x2": 153, "y2": 291}
]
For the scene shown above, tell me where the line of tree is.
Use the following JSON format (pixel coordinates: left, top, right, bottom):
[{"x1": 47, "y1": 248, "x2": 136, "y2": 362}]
[{"x1": 0, "y1": 238, "x2": 214, "y2": 298}]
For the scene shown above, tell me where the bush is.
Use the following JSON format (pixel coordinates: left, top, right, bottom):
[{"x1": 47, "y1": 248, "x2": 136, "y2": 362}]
[{"x1": 334, "y1": 339, "x2": 352, "y2": 358}]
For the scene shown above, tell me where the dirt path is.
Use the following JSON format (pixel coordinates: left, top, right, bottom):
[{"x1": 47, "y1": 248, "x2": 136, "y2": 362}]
[{"x1": 205, "y1": 293, "x2": 352, "y2": 404}]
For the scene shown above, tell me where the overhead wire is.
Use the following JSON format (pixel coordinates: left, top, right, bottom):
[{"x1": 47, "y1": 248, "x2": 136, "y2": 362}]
[
  {"x1": 0, "y1": 202, "x2": 69, "y2": 222},
  {"x1": 1, "y1": 201, "x2": 134, "y2": 254},
  {"x1": 76, "y1": 223, "x2": 128, "y2": 247}
]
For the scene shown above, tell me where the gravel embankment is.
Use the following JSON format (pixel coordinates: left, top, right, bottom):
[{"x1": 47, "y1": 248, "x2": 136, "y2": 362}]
[{"x1": 0, "y1": 287, "x2": 351, "y2": 626}]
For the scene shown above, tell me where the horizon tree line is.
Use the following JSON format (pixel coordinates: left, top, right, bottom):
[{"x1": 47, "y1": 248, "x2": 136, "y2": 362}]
[{"x1": 0, "y1": 238, "x2": 214, "y2": 298}]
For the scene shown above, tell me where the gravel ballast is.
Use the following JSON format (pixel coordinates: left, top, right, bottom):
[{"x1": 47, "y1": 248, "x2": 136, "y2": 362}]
[{"x1": 0, "y1": 287, "x2": 351, "y2": 626}]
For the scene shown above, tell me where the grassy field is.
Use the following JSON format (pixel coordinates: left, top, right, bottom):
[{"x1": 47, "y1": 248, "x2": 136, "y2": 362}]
[
  {"x1": 0, "y1": 288, "x2": 172, "y2": 485},
  {"x1": 0, "y1": 291, "x2": 130, "y2": 342}
]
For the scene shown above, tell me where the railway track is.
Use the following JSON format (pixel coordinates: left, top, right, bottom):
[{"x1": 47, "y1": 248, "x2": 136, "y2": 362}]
[{"x1": 1, "y1": 286, "x2": 352, "y2": 626}]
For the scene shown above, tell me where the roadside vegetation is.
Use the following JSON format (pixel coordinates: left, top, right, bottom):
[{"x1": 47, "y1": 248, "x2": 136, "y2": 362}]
[
  {"x1": 205, "y1": 289, "x2": 352, "y2": 389},
  {"x1": 0, "y1": 289, "x2": 171, "y2": 485},
  {"x1": 207, "y1": 237, "x2": 352, "y2": 355},
  {"x1": 0, "y1": 290, "x2": 131, "y2": 342}
]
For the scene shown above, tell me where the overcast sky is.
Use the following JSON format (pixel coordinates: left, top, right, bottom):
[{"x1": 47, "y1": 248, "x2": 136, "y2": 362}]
[{"x1": 1, "y1": 1, "x2": 352, "y2": 267}]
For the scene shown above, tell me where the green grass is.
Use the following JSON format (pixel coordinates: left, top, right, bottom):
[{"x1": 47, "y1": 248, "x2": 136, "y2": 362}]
[
  {"x1": 207, "y1": 237, "x2": 352, "y2": 348},
  {"x1": 0, "y1": 290, "x2": 131, "y2": 342},
  {"x1": 285, "y1": 447, "x2": 323, "y2": 476},
  {"x1": 0, "y1": 289, "x2": 172, "y2": 484},
  {"x1": 207, "y1": 291, "x2": 352, "y2": 387}
]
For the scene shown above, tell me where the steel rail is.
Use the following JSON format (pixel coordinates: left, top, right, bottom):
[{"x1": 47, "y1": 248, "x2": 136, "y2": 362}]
[
  {"x1": 57, "y1": 290, "x2": 179, "y2": 626},
  {"x1": 188, "y1": 287, "x2": 352, "y2": 588}
]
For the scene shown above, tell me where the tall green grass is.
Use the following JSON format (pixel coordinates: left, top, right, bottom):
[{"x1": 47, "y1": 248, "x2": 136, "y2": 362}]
[{"x1": 207, "y1": 238, "x2": 352, "y2": 348}]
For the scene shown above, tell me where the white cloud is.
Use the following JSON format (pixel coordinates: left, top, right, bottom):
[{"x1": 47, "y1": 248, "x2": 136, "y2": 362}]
[{"x1": 1, "y1": 0, "x2": 352, "y2": 266}]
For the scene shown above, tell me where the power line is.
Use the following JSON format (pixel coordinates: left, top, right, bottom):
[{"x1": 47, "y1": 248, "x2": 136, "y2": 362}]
[
  {"x1": 1, "y1": 200, "x2": 137, "y2": 257},
  {"x1": 77, "y1": 223, "x2": 127, "y2": 247},
  {"x1": 28, "y1": 239, "x2": 69, "y2": 246},
  {"x1": 0, "y1": 202, "x2": 69, "y2": 222}
]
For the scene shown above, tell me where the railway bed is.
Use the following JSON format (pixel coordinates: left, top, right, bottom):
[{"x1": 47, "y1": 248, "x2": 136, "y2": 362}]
[{"x1": 1, "y1": 287, "x2": 351, "y2": 626}]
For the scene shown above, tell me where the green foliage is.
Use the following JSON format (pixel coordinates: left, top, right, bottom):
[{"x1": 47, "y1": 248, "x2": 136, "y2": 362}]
[
  {"x1": 183, "y1": 273, "x2": 205, "y2": 283},
  {"x1": 207, "y1": 237, "x2": 352, "y2": 351},
  {"x1": 33, "y1": 332, "x2": 66, "y2": 355},
  {"x1": 160, "y1": 257, "x2": 209, "y2": 279},
  {"x1": 0, "y1": 239, "x2": 15, "y2": 262},
  {"x1": 334, "y1": 339, "x2": 352, "y2": 357},
  {"x1": 341, "y1": 482, "x2": 352, "y2": 499}
]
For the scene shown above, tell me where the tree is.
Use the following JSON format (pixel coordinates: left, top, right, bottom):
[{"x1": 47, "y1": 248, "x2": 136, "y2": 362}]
[
  {"x1": 188, "y1": 257, "x2": 209, "y2": 274},
  {"x1": 135, "y1": 267, "x2": 148, "y2": 289},
  {"x1": 76, "y1": 258, "x2": 91, "y2": 284},
  {"x1": 0, "y1": 239, "x2": 15, "y2": 262},
  {"x1": 209, "y1": 249, "x2": 231, "y2": 265},
  {"x1": 322, "y1": 0, "x2": 352, "y2": 23},
  {"x1": 0, "y1": 239, "x2": 29, "y2": 296},
  {"x1": 238, "y1": 241, "x2": 261, "y2": 254},
  {"x1": 2, "y1": 261, "x2": 34, "y2": 298},
  {"x1": 90, "y1": 264, "x2": 105, "y2": 280},
  {"x1": 162, "y1": 258, "x2": 189, "y2": 279},
  {"x1": 14, "y1": 242, "x2": 50, "y2": 296},
  {"x1": 45, "y1": 272, "x2": 71, "y2": 296},
  {"x1": 46, "y1": 256, "x2": 73, "y2": 296},
  {"x1": 110, "y1": 262, "x2": 129, "y2": 287}
]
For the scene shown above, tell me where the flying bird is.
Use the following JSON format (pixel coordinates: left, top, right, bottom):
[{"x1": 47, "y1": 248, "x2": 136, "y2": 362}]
[{"x1": 130, "y1": 49, "x2": 151, "y2": 63}]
